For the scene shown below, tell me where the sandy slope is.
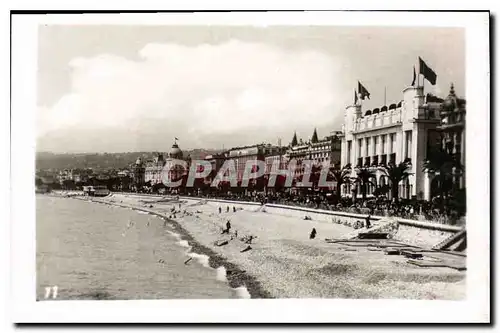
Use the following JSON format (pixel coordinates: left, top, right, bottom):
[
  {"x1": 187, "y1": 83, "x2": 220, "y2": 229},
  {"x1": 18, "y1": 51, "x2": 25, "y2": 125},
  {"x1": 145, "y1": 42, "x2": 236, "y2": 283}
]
[{"x1": 104, "y1": 194, "x2": 466, "y2": 299}]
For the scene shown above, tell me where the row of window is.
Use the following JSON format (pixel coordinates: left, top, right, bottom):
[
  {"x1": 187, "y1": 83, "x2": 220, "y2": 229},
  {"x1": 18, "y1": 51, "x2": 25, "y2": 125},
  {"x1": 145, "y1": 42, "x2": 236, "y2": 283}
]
[
  {"x1": 355, "y1": 153, "x2": 403, "y2": 167},
  {"x1": 346, "y1": 131, "x2": 414, "y2": 164}
]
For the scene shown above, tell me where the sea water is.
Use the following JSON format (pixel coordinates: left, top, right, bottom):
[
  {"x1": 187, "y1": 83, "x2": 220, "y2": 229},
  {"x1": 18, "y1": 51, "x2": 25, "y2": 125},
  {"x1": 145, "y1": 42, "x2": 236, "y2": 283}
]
[{"x1": 36, "y1": 195, "x2": 235, "y2": 300}]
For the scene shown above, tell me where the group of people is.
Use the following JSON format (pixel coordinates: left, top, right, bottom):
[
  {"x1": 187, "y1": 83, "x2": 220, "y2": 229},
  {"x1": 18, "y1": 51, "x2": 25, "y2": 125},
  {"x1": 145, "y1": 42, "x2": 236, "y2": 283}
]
[{"x1": 183, "y1": 191, "x2": 462, "y2": 225}]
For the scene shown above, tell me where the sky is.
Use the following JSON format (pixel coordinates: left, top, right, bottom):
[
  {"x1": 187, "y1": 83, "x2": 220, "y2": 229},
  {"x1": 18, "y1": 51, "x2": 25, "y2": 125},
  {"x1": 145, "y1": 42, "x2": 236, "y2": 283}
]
[{"x1": 37, "y1": 25, "x2": 465, "y2": 153}]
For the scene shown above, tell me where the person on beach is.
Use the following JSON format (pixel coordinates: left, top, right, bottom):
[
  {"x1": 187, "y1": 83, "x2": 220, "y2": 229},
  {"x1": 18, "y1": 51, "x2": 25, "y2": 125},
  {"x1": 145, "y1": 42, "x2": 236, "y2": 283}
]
[
  {"x1": 226, "y1": 206, "x2": 230, "y2": 213},
  {"x1": 233, "y1": 206, "x2": 236, "y2": 213},
  {"x1": 309, "y1": 228, "x2": 317, "y2": 239},
  {"x1": 365, "y1": 215, "x2": 371, "y2": 229},
  {"x1": 219, "y1": 207, "x2": 222, "y2": 214},
  {"x1": 226, "y1": 220, "x2": 231, "y2": 232},
  {"x1": 245, "y1": 235, "x2": 255, "y2": 244}
]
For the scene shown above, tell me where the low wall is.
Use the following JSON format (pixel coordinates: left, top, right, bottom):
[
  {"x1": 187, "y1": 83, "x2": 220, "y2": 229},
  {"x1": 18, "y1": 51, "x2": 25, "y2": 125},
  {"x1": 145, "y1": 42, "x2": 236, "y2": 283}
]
[{"x1": 110, "y1": 193, "x2": 463, "y2": 249}]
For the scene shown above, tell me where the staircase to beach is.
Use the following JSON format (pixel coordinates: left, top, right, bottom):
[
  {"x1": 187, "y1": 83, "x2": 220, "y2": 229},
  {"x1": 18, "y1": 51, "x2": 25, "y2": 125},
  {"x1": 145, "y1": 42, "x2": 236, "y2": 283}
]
[{"x1": 432, "y1": 228, "x2": 466, "y2": 251}]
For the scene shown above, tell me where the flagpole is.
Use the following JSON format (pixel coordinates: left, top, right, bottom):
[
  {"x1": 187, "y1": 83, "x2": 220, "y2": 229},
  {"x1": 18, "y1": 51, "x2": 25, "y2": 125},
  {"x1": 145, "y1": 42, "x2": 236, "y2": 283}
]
[
  {"x1": 384, "y1": 86, "x2": 387, "y2": 106},
  {"x1": 417, "y1": 58, "x2": 420, "y2": 88}
]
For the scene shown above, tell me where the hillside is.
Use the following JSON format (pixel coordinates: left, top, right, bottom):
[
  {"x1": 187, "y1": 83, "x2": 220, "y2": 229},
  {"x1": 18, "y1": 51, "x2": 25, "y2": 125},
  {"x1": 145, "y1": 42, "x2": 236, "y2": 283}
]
[{"x1": 36, "y1": 149, "x2": 220, "y2": 171}]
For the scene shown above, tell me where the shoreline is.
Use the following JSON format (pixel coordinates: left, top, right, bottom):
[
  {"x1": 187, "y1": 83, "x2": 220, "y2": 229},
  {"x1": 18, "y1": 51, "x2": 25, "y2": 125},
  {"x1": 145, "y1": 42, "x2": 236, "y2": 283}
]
[
  {"x1": 59, "y1": 194, "x2": 465, "y2": 300},
  {"x1": 74, "y1": 196, "x2": 274, "y2": 299}
]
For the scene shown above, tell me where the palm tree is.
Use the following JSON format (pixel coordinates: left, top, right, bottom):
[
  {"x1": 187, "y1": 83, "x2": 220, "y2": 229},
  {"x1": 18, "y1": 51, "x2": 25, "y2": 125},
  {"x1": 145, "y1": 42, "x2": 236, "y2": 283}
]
[
  {"x1": 379, "y1": 159, "x2": 412, "y2": 203},
  {"x1": 423, "y1": 146, "x2": 463, "y2": 199},
  {"x1": 328, "y1": 164, "x2": 352, "y2": 202},
  {"x1": 353, "y1": 166, "x2": 376, "y2": 203}
]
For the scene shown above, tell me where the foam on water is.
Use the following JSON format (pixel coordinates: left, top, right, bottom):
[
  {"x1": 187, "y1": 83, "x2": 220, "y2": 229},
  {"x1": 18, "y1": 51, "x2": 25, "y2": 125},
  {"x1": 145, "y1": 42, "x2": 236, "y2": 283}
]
[
  {"x1": 188, "y1": 252, "x2": 210, "y2": 268},
  {"x1": 215, "y1": 266, "x2": 227, "y2": 282},
  {"x1": 166, "y1": 230, "x2": 181, "y2": 239},
  {"x1": 178, "y1": 240, "x2": 190, "y2": 248},
  {"x1": 233, "y1": 286, "x2": 251, "y2": 299},
  {"x1": 138, "y1": 201, "x2": 252, "y2": 299}
]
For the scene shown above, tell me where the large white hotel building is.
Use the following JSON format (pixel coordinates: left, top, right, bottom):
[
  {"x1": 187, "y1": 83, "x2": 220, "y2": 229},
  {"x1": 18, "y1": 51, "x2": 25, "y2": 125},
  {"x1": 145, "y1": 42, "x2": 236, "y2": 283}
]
[{"x1": 340, "y1": 84, "x2": 464, "y2": 201}]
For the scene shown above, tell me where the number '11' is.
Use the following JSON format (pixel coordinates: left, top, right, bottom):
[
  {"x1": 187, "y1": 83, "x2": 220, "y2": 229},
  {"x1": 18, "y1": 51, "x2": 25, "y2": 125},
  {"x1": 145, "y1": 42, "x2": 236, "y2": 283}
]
[{"x1": 44, "y1": 286, "x2": 58, "y2": 299}]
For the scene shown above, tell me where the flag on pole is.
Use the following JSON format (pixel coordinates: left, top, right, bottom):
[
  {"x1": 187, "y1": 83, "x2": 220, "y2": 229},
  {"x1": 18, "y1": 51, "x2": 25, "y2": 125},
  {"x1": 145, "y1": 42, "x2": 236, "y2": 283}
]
[
  {"x1": 411, "y1": 66, "x2": 416, "y2": 86},
  {"x1": 354, "y1": 90, "x2": 358, "y2": 104},
  {"x1": 418, "y1": 57, "x2": 437, "y2": 85},
  {"x1": 175, "y1": 137, "x2": 179, "y2": 140},
  {"x1": 358, "y1": 81, "x2": 370, "y2": 100}
]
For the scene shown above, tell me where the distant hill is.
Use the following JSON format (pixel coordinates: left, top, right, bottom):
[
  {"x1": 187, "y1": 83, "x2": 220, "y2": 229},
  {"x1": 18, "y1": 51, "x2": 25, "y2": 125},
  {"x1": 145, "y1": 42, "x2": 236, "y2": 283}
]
[{"x1": 36, "y1": 149, "x2": 221, "y2": 171}]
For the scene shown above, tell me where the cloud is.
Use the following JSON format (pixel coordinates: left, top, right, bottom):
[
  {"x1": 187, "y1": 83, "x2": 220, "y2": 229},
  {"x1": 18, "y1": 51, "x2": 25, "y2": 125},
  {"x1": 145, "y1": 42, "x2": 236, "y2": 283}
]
[{"x1": 37, "y1": 40, "x2": 345, "y2": 152}]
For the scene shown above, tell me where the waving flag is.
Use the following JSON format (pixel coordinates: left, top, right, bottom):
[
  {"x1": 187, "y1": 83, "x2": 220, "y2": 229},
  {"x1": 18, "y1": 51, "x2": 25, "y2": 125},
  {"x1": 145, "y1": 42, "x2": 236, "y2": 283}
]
[
  {"x1": 419, "y1": 57, "x2": 437, "y2": 85},
  {"x1": 358, "y1": 81, "x2": 370, "y2": 100}
]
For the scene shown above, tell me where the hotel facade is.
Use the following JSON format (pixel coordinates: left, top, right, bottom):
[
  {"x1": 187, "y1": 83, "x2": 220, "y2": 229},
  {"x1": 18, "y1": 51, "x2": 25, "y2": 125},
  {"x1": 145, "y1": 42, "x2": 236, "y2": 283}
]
[{"x1": 340, "y1": 84, "x2": 464, "y2": 201}]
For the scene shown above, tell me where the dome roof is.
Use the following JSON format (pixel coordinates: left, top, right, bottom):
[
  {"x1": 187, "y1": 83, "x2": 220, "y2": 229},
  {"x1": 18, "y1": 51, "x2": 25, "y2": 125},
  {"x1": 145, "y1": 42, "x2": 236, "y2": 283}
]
[
  {"x1": 441, "y1": 83, "x2": 465, "y2": 112},
  {"x1": 169, "y1": 142, "x2": 183, "y2": 158}
]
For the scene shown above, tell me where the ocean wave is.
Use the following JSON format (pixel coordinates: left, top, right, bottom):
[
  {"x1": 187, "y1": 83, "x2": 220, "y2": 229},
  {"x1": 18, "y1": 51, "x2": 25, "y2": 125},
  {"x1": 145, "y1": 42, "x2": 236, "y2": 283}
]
[
  {"x1": 178, "y1": 240, "x2": 190, "y2": 248},
  {"x1": 188, "y1": 252, "x2": 210, "y2": 268},
  {"x1": 215, "y1": 266, "x2": 227, "y2": 282},
  {"x1": 166, "y1": 231, "x2": 181, "y2": 239},
  {"x1": 233, "y1": 286, "x2": 251, "y2": 299},
  {"x1": 167, "y1": 230, "x2": 252, "y2": 299},
  {"x1": 97, "y1": 200, "x2": 251, "y2": 299}
]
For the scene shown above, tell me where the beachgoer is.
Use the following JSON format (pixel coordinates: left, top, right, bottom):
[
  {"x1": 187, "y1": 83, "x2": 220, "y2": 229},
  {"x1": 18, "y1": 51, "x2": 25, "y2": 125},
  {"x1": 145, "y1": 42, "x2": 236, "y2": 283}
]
[
  {"x1": 226, "y1": 220, "x2": 231, "y2": 232},
  {"x1": 233, "y1": 206, "x2": 236, "y2": 212},
  {"x1": 219, "y1": 207, "x2": 222, "y2": 214},
  {"x1": 226, "y1": 206, "x2": 230, "y2": 213},
  {"x1": 309, "y1": 228, "x2": 317, "y2": 239},
  {"x1": 365, "y1": 215, "x2": 371, "y2": 229}
]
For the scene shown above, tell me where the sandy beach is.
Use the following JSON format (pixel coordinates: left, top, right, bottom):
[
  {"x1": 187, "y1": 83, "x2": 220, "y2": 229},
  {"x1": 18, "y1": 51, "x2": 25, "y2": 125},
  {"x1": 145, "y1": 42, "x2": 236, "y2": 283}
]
[{"x1": 91, "y1": 193, "x2": 465, "y2": 300}]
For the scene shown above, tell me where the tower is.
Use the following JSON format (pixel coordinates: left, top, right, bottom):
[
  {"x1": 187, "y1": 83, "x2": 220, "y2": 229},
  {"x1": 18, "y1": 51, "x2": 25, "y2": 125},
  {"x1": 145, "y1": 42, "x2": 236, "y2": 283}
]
[
  {"x1": 311, "y1": 128, "x2": 319, "y2": 144},
  {"x1": 291, "y1": 132, "x2": 298, "y2": 147}
]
